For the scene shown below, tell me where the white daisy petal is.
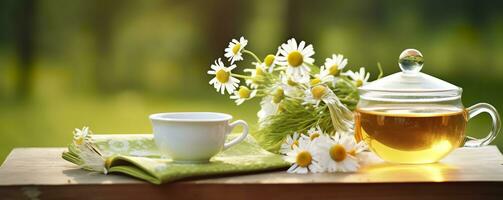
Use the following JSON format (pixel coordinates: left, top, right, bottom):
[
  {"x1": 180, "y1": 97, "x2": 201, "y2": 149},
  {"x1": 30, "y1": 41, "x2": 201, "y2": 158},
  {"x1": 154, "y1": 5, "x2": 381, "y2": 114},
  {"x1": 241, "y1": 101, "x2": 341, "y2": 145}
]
[
  {"x1": 287, "y1": 164, "x2": 298, "y2": 173},
  {"x1": 298, "y1": 41, "x2": 305, "y2": 51}
]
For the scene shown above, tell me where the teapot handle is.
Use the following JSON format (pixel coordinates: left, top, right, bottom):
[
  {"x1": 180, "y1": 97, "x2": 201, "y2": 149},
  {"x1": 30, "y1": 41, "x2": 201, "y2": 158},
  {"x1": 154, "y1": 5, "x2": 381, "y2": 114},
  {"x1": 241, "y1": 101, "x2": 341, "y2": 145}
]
[{"x1": 464, "y1": 103, "x2": 501, "y2": 147}]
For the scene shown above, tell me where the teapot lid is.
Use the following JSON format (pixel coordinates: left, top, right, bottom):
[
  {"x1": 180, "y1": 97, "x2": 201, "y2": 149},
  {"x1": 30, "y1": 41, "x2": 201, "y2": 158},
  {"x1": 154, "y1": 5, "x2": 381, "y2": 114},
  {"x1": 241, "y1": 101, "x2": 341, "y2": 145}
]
[{"x1": 359, "y1": 49, "x2": 462, "y2": 102}]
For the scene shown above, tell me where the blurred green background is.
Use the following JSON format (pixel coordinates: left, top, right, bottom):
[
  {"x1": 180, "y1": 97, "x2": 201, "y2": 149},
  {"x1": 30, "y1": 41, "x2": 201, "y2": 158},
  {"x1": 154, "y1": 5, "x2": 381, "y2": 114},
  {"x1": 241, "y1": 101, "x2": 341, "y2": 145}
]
[{"x1": 1, "y1": 0, "x2": 503, "y2": 162}]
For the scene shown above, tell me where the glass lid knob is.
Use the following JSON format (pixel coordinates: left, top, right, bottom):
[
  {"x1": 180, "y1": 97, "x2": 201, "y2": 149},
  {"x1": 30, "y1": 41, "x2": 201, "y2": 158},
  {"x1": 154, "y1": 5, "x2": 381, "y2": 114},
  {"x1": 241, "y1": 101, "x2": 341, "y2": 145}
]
[{"x1": 399, "y1": 49, "x2": 424, "y2": 74}]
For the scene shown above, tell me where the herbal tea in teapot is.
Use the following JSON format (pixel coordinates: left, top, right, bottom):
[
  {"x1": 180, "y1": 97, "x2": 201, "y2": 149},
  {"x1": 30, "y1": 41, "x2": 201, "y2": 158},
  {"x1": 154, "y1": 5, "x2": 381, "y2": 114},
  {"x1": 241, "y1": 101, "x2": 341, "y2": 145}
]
[
  {"x1": 355, "y1": 49, "x2": 500, "y2": 164},
  {"x1": 355, "y1": 106, "x2": 467, "y2": 164}
]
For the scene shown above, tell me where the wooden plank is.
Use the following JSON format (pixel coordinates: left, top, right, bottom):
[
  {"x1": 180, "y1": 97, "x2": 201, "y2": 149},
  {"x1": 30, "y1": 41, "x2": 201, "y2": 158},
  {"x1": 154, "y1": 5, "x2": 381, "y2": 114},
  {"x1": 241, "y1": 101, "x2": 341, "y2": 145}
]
[
  {"x1": 1, "y1": 182, "x2": 503, "y2": 200},
  {"x1": 0, "y1": 148, "x2": 141, "y2": 185},
  {"x1": 2, "y1": 146, "x2": 503, "y2": 186},
  {"x1": 1, "y1": 147, "x2": 503, "y2": 199}
]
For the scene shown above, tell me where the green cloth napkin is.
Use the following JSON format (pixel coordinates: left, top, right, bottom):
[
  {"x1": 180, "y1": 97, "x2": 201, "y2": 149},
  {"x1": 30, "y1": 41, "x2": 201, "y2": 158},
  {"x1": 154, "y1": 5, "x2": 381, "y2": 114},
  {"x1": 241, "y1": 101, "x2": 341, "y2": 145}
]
[{"x1": 62, "y1": 134, "x2": 289, "y2": 184}]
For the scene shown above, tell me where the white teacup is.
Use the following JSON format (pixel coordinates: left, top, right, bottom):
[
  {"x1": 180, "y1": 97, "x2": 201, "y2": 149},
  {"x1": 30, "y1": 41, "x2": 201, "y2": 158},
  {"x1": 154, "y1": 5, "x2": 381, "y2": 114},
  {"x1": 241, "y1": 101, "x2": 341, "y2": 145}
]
[{"x1": 149, "y1": 112, "x2": 249, "y2": 163}]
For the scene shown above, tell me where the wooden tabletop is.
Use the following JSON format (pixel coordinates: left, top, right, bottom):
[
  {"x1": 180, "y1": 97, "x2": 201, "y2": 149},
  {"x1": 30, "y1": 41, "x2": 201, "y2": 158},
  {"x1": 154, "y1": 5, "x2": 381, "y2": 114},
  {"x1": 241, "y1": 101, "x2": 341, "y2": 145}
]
[{"x1": 1, "y1": 146, "x2": 503, "y2": 200}]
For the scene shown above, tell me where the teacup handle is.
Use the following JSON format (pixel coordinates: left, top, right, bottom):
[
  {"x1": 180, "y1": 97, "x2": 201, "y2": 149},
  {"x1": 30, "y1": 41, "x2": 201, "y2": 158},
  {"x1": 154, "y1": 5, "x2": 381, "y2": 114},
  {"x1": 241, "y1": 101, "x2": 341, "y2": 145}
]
[
  {"x1": 223, "y1": 120, "x2": 249, "y2": 150},
  {"x1": 464, "y1": 103, "x2": 501, "y2": 147}
]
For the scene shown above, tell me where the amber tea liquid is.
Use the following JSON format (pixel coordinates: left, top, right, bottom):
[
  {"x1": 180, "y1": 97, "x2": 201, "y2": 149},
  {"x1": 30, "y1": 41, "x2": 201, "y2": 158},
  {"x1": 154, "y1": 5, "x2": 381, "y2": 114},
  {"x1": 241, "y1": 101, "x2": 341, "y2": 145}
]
[{"x1": 355, "y1": 107, "x2": 467, "y2": 164}]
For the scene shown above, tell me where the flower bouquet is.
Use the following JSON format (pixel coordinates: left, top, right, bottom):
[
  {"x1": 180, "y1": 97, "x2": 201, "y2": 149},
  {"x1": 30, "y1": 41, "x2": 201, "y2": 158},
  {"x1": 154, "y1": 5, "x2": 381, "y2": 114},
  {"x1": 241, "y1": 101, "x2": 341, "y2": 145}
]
[{"x1": 208, "y1": 37, "x2": 382, "y2": 173}]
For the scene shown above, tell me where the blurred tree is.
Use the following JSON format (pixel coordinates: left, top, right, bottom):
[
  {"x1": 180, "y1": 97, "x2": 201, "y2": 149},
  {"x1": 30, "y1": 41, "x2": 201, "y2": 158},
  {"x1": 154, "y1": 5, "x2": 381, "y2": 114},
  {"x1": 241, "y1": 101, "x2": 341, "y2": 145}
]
[
  {"x1": 91, "y1": 0, "x2": 123, "y2": 93},
  {"x1": 286, "y1": 0, "x2": 301, "y2": 38},
  {"x1": 13, "y1": 0, "x2": 36, "y2": 99},
  {"x1": 202, "y1": 0, "x2": 242, "y2": 59}
]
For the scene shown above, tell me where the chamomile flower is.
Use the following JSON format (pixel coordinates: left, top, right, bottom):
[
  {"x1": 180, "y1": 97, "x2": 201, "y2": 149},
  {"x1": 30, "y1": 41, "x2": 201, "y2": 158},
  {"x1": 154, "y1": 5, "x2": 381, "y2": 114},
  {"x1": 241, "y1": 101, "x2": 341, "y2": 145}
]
[
  {"x1": 257, "y1": 95, "x2": 280, "y2": 123},
  {"x1": 279, "y1": 72, "x2": 305, "y2": 97},
  {"x1": 71, "y1": 126, "x2": 108, "y2": 174},
  {"x1": 263, "y1": 51, "x2": 280, "y2": 73},
  {"x1": 280, "y1": 132, "x2": 301, "y2": 155},
  {"x1": 224, "y1": 36, "x2": 248, "y2": 64},
  {"x1": 313, "y1": 54, "x2": 347, "y2": 86},
  {"x1": 316, "y1": 132, "x2": 363, "y2": 172},
  {"x1": 73, "y1": 126, "x2": 91, "y2": 146},
  {"x1": 310, "y1": 72, "x2": 334, "y2": 86},
  {"x1": 333, "y1": 132, "x2": 368, "y2": 159},
  {"x1": 344, "y1": 67, "x2": 370, "y2": 87},
  {"x1": 208, "y1": 58, "x2": 240, "y2": 94},
  {"x1": 284, "y1": 137, "x2": 323, "y2": 174},
  {"x1": 303, "y1": 85, "x2": 338, "y2": 106},
  {"x1": 257, "y1": 85, "x2": 286, "y2": 122},
  {"x1": 321, "y1": 54, "x2": 348, "y2": 76},
  {"x1": 302, "y1": 126, "x2": 324, "y2": 141},
  {"x1": 276, "y1": 38, "x2": 315, "y2": 82},
  {"x1": 244, "y1": 63, "x2": 266, "y2": 89},
  {"x1": 230, "y1": 86, "x2": 257, "y2": 105}
]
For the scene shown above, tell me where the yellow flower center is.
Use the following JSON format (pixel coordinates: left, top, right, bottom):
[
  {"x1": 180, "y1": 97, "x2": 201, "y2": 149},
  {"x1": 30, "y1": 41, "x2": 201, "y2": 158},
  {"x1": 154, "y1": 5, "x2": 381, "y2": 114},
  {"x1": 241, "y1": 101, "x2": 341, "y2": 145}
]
[
  {"x1": 264, "y1": 54, "x2": 275, "y2": 66},
  {"x1": 330, "y1": 144, "x2": 347, "y2": 162},
  {"x1": 309, "y1": 132, "x2": 320, "y2": 140},
  {"x1": 291, "y1": 140, "x2": 299, "y2": 149},
  {"x1": 272, "y1": 88, "x2": 284, "y2": 103},
  {"x1": 311, "y1": 85, "x2": 326, "y2": 100},
  {"x1": 238, "y1": 86, "x2": 251, "y2": 98},
  {"x1": 232, "y1": 43, "x2": 241, "y2": 54},
  {"x1": 355, "y1": 79, "x2": 363, "y2": 87},
  {"x1": 75, "y1": 137, "x2": 84, "y2": 145},
  {"x1": 329, "y1": 64, "x2": 339, "y2": 75},
  {"x1": 296, "y1": 151, "x2": 312, "y2": 167},
  {"x1": 310, "y1": 78, "x2": 321, "y2": 86},
  {"x1": 216, "y1": 69, "x2": 230, "y2": 83},
  {"x1": 255, "y1": 66, "x2": 265, "y2": 76},
  {"x1": 287, "y1": 51, "x2": 303, "y2": 67}
]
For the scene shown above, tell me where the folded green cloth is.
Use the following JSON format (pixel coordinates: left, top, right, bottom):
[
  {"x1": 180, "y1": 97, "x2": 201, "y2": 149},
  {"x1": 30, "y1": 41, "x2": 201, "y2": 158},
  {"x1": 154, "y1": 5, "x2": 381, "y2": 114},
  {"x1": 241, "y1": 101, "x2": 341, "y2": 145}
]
[{"x1": 62, "y1": 134, "x2": 289, "y2": 184}]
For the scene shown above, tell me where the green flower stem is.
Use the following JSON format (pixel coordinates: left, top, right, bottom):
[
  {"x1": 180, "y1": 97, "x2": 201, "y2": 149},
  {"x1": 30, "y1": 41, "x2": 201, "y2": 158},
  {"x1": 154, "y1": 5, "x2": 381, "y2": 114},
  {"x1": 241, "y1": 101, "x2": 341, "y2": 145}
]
[
  {"x1": 231, "y1": 73, "x2": 251, "y2": 79},
  {"x1": 340, "y1": 99, "x2": 358, "y2": 105},
  {"x1": 255, "y1": 90, "x2": 268, "y2": 96},
  {"x1": 377, "y1": 62, "x2": 384, "y2": 79},
  {"x1": 274, "y1": 66, "x2": 287, "y2": 71},
  {"x1": 286, "y1": 96, "x2": 305, "y2": 101},
  {"x1": 243, "y1": 49, "x2": 261, "y2": 63}
]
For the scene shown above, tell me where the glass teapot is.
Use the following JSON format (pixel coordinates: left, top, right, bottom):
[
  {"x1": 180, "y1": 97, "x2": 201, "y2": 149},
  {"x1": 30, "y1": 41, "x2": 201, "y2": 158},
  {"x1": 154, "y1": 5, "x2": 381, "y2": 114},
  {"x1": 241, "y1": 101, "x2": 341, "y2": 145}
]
[{"x1": 355, "y1": 49, "x2": 501, "y2": 164}]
